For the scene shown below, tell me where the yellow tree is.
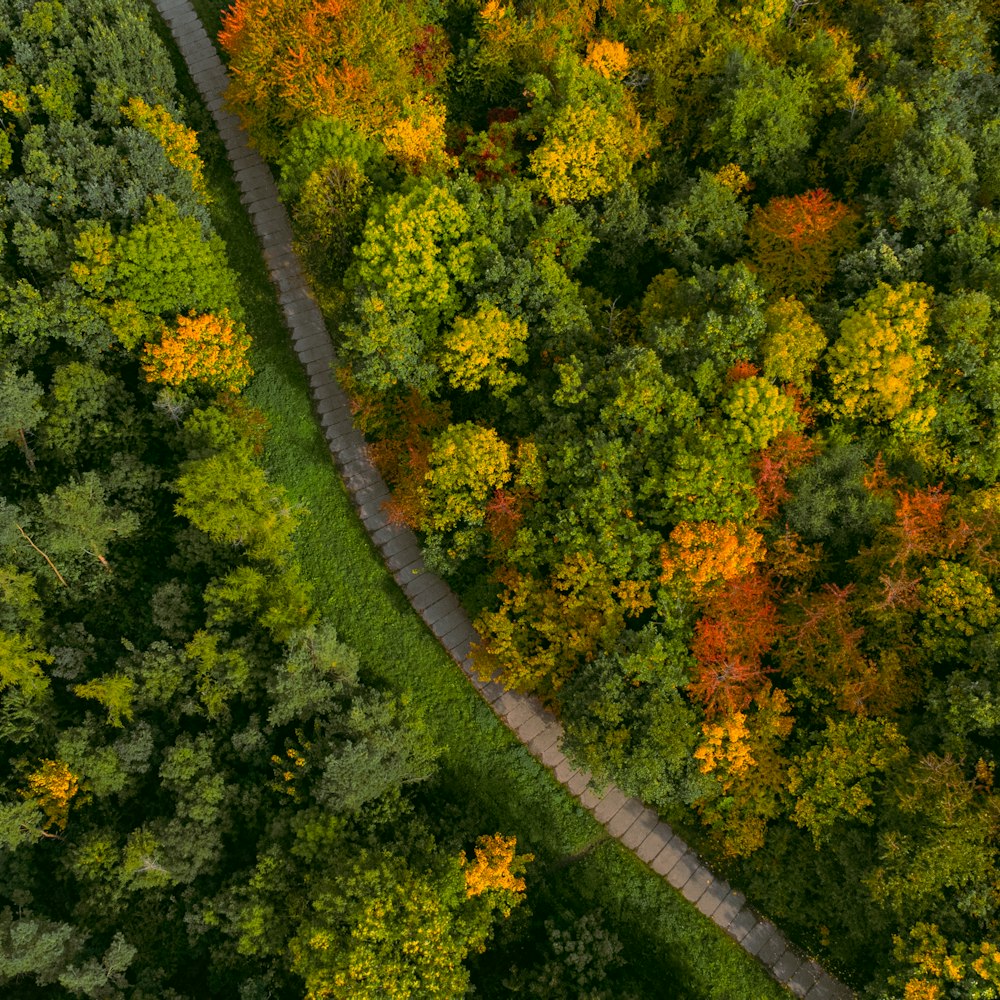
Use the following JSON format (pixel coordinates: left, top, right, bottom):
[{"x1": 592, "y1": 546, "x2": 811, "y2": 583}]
[
  {"x1": 825, "y1": 281, "x2": 935, "y2": 433},
  {"x1": 423, "y1": 423, "x2": 511, "y2": 532},
  {"x1": 380, "y1": 95, "x2": 455, "y2": 175},
  {"x1": 659, "y1": 521, "x2": 765, "y2": 596},
  {"x1": 462, "y1": 834, "x2": 532, "y2": 907},
  {"x1": 142, "y1": 310, "x2": 253, "y2": 393},
  {"x1": 761, "y1": 296, "x2": 827, "y2": 391},
  {"x1": 121, "y1": 97, "x2": 208, "y2": 199},
  {"x1": 20, "y1": 759, "x2": 80, "y2": 832},
  {"x1": 529, "y1": 100, "x2": 649, "y2": 203},
  {"x1": 438, "y1": 303, "x2": 529, "y2": 397}
]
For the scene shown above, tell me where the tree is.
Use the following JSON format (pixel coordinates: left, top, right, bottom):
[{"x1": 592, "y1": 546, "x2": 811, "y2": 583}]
[
  {"x1": 688, "y1": 573, "x2": 779, "y2": 716},
  {"x1": 720, "y1": 376, "x2": 799, "y2": 452},
  {"x1": 749, "y1": 190, "x2": 858, "y2": 296},
  {"x1": 142, "y1": 310, "x2": 253, "y2": 394},
  {"x1": 918, "y1": 560, "x2": 1000, "y2": 662},
  {"x1": 474, "y1": 554, "x2": 651, "y2": 694},
  {"x1": 218, "y1": 0, "x2": 429, "y2": 156},
  {"x1": 438, "y1": 303, "x2": 529, "y2": 397},
  {"x1": 38, "y1": 472, "x2": 139, "y2": 571},
  {"x1": 825, "y1": 282, "x2": 935, "y2": 433},
  {"x1": 285, "y1": 844, "x2": 529, "y2": 1000},
  {"x1": 423, "y1": 423, "x2": 511, "y2": 533},
  {"x1": 529, "y1": 100, "x2": 649, "y2": 204},
  {"x1": 344, "y1": 180, "x2": 482, "y2": 393},
  {"x1": 787, "y1": 716, "x2": 908, "y2": 844},
  {"x1": 113, "y1": 196, "x2": 239, "y2": 318},
  {"x1": 173, "y1": 448, "x2": 299, "y2": 563},
  {"x1": 761, "y1": 296, "x2": 827, "y2": 391},
  {"x1": 705, "y1": 50, "x2": 816, "y2": 189},
  {"x1": 121, "y1": 96, "x2": 207, "y2": 199},
  {"x1": 659, "y1": 520, "x2": 766, "y2": 596},
  {"x1": 0, "y1": 368, "x2": 44, "y2": 470},
  {"x1": 21, "y1": 759, "x2": 81, "y2": 832},
  {"x1": 462, "y1": 833, "x2": 532, "y2": 903}
]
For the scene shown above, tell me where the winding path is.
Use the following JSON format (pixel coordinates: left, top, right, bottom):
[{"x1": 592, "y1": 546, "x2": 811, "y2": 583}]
[{"x1": 151, "y1": 3, "x2": 854, "y2": 996}]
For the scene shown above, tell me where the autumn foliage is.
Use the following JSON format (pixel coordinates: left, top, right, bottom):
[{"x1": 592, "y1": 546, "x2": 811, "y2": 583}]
[
  {"x1": 21, "y1": 759, "x2": 80, "y2": 831},
  {"x1": 462, "y1": 834, "x2": 532, "y2": 899},
  {"x1": 122, "y1": 97, "x2": 208, "y2": 199},
  {"x1": 689, "y1": 574, "x2": 778, "y2": 716},
  {"x1": 660, "y1": 520, "x2": 765, "y2": 594},
  {"x1": 142, "y1": 310, "x2": 253, "y2": 393},
  {"x1": 749, "y1": 189, "x2": 858, "y2": 295}
]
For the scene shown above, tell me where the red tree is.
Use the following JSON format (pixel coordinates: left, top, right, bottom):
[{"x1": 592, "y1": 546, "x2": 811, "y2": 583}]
[{"x1": 689, "y1": 574, "x2": 779, "y2": 717}]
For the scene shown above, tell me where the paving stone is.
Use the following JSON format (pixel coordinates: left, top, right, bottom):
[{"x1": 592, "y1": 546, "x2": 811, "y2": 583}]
[
  {"x1": 605, "y1": 798, "x2": 645, "y2": 838},
  {"x1": 279, "y1": 287, "x2": 314, "y2": 309},
  {"x1": 635, "y1": 823, "x2": 673, "y2": 863},
  {"x1": 442, "y1": 626, "x2": 475, "y2": 661},
  {"x1": 317, "y1": 406, "x2": 352, "y2": 435},
  {"x1": 741, "y1": 920, "x2": 778, "y2": 958},
  {"x1": 772, "y1": 947, "x2": 805, "y2": 984},
  {"x1": 539, "y1": 744, "x2": 565, "y2": 768},
  {"x1": 356, "y1": 496, "x2": 389, "y2": 523},
  {"x1": 527, "y1": 724, "x2": 561, "y2": 756},
  {"x1": 420, "y1": 584, "x2": 461, "y2": 624},
  {"x1": 400, "y1": 571, "x2": 439, "y2": 602},
  {"x1": 516, "y1": 713, "x2": 548, "y2": 744},
  {"x1": 293, "y1": 333, "x2": 329, "y2": 357},
  {"x1": 679, "y1": 866, "x2": 714, "y2": 903},
  {"x1": 345, "y1": 471, "x2": 383, "y2": 499},
  {"x1": 725, "y1": 907, "x2": 758, "y2": 945},
  {"x1": 710, "y1": 888, "x2": 746, "y2": 931},
  {"x1": 305, "y1": 355, "x2": 332, "y2": 376},
  {"x1": 494, "y1": 691, "x2": 520, "y2": 717},
  {"x1": 552, "y1": 758, "x2": 577, "y2": 784},
  {"x1": 382, "y1": 537, "x2": 421, "y2": 568},
  {"x1": 664, "y1": 850, "x2": 698, "y2": 889},
  {"x1": 360, "y1": 508, "x2": 391, "y2": 536},
  {"x1": 788, "y1": 960, "x2": 822, "y2": 998},
  {"x1": 393, "y1": 562, "x2": 427, "y2": 588},
  {"x1": 566, "y1": 770, "x2": 593, "y2": 796},
  {"x1": 805, "y1": 978, "x2": 852, "y2": 1000},
  {"x1": 757, "y1": 931, "x2": 789, "y2": 967},
  {"x1": 620, "y1": 808, "x2": 659, "y2": 850},
  {"x1": 430, "y1": 606, "x2": 468, "y2": 641},
  {"x1": 300, "y1": 343, "x2": 335, "y2": 366},
  {"x1": 649, "y1": 836, "x2": 686, "y2": 876},
  {"x1": 386, "y1": 548, "x2": 422, "y2": 575},
  {"x1": 420, "y1": 591, "x2": 461, "y2": 625},
  {"x1": 592, "y1": 787, "x2": 629, "y2": 824},
  {"x1": 504, "y1": 699, "x2": 537, "y2": 731},
  {"x1": 477, "y1": 681, "x2": 506, "y2": 705},
  {"x1": 292, "y1": 314, "x2": 329, "y2": 338},
  {"x1": 352, "y1": 480, "x2": 390, "y2": 507},
  {"x1": 694, "y1": 878, "x2": 730, "y2": 919},
  {"x1": 370, "y1": 523, "x2": 403, "y2": 547}
]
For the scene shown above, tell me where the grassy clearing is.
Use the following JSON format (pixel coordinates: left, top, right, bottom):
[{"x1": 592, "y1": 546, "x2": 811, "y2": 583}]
[{"x1": 151, "y1": 5, "x2": 789, "y2": 997}]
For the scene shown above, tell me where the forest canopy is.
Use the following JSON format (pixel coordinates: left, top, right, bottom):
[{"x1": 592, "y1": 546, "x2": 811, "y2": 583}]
[{"x1": 215, "y1": 0, "x2": 1000, "y2": 995}]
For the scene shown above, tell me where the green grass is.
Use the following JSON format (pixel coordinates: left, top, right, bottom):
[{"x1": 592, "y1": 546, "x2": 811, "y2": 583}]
[{"x1": 150, "y1": 5, "x2": 790, "y2": 996}]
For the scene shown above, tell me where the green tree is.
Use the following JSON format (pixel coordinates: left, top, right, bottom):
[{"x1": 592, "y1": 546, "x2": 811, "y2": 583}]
[
  {"x1": 787, "y1": 716, "x2": 909, "y2": 844},
  {"x1": 173, "y1": 448, "x2": 299, "y2": 564},
  {"x1": 0, "y1": 368, "x2": 44, "y2": 470},
  {"x1": 38, "y1": 472, "x2": 139, "y2": 571}
]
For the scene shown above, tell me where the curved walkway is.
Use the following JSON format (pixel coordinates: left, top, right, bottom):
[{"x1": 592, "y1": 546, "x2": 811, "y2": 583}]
[{"x1": 152, "y1": 3, "x2": 853, "y2": 997}]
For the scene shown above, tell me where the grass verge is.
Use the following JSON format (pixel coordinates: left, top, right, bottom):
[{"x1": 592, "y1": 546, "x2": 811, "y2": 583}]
[{"x1": 151, "y1": 4, "x2": 789, "y2": 997}]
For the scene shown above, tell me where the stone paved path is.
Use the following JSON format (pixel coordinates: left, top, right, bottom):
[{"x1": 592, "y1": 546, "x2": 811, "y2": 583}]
[{"x1": 151, "y1": 3, "x2": 854, "y2": 996}]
